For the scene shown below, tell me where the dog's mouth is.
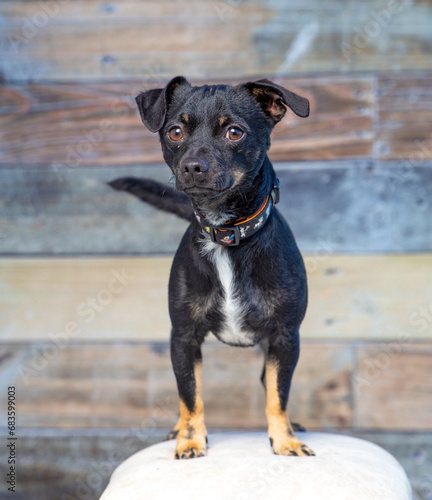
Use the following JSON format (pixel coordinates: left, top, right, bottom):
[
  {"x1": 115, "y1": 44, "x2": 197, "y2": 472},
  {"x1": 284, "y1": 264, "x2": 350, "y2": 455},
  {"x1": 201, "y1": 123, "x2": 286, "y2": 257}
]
[
  {"x1": 184, "y1": 186, "x2": 220, "y2": 196},
  {"x1": 183, "y1": 182, "x2": 234, "y2": 199}
]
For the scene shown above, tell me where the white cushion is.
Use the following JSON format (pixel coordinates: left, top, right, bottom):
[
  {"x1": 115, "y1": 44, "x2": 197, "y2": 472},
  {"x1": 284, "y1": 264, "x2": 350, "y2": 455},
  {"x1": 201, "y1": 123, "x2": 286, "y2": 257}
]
[{"x1": 100, "y1": 432, "x2": 412, "y2": 500}]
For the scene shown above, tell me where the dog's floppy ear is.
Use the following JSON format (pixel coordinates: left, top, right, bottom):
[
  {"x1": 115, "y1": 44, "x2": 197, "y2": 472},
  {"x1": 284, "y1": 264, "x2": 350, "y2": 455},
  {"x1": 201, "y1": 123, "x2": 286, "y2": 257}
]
[
  {"x1": 135, "y1": 76, "x2": 190, "y2": 132},
  {"x1": 242, "y1": 79, "x2": 309, "y2": 125}
]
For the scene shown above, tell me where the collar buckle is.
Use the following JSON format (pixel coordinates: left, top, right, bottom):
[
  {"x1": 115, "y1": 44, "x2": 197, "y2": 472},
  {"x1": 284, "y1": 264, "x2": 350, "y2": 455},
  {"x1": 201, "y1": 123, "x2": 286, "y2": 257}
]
[{"x1": 209, "y1": 226, "x2": 241, "y2": 246}]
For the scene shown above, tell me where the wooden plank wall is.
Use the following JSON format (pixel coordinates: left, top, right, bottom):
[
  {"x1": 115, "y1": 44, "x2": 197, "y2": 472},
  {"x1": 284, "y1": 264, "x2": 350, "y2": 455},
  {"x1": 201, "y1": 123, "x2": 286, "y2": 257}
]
[
  {"x1": 0, "y1": 1, "x2": 432, "y2": 498},
  {"x1": 1, "y1": 75, "x2": 432, "y2": 255}
]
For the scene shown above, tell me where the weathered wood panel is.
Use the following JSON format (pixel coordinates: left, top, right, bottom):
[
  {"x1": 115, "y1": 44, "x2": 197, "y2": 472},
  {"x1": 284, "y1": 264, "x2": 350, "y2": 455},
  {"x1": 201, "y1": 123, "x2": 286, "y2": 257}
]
[
  {"x1": 355, "y1": 343, "x2": 432, "y2": 430},
  {"x1": 1, "y1": 161, "x2": 431, "y2": 255},
  {"x1": 0, "y1": 257, "x2": 172, "y2": 342},
  {"x1": 304, "y1": 254, "x2": 432, "y2": 341},
  {"x1": 277, "y1": 161, "x2": 432, "y2": 253},
  {"x1": 377, "y1": 75, "x2": 432, "y2": 160},
  {"x1": 0, "y1": 76, "x2": 373, "y2": 165},
  {"x1": 1, "y1": 1, "x2": 432, "y2": 81},
  {"x1": 1, "y1": 75, "x2": 432, "y2": 165},
  {"x1": 270, "y1": 77, "x2": 373, "y2": 161},
  {"x1": 0, "y1": 164, "x2": 188, "y2": 255},
  {"x1": 0, "y1": 342, "x2": 354, "y2": 430},
  {"x1": 1, "y1": 255, "x2": 432, "y2": 342},
  {"x1": 1, "y1": 341, "x2": 431, "y2": 431}
]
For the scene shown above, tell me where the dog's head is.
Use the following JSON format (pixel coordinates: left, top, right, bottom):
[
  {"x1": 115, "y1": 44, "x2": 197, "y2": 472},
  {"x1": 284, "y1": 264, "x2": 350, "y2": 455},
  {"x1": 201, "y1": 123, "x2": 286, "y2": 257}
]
[{"x1": 136, "y1": 76, "x2": 309, "y2": 201}]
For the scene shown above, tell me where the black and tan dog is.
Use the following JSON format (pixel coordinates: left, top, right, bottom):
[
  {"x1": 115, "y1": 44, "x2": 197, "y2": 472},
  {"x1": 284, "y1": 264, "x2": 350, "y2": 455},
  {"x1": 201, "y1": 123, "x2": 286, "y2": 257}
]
[{"x1": 110, "y1": 76, "x2": 315, "y2": 459}]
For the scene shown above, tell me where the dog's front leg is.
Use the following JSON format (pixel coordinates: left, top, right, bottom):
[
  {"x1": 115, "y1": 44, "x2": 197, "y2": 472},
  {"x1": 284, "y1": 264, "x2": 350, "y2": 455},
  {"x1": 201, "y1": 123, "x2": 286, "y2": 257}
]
[
  {"x1": 265, "y1": 339, "x2": 315, "y2": 457},
  {"x1": 170, "y1": 335, "x2": 207, "y2": 459}
]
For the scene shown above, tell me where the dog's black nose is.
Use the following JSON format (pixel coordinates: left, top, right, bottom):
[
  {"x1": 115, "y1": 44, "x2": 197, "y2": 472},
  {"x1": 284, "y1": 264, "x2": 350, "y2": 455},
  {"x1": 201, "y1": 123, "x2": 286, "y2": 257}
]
[{"x1": 181, "y1": 158, "x2": 210, "y2": 181}]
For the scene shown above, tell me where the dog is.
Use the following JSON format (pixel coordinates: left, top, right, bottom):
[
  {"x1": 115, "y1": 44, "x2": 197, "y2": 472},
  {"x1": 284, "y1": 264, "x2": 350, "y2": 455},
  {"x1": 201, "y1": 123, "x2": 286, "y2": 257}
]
[{"x1": 109, "y1": 76, "x2": 315, "y2": 459}]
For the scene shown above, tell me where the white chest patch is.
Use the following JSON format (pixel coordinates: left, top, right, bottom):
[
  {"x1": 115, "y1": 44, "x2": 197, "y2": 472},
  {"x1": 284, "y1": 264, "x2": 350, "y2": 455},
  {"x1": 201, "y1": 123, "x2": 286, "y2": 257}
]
[{"x1": 202, "y1": 241, "x2": 255, "y2": 346}]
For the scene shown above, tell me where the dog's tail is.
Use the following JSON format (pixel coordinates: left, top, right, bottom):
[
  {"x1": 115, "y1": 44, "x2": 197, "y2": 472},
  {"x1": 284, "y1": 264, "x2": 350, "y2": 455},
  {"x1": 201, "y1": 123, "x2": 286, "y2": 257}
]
[{"x1": 108, "y1": 177, "x2": 194, "y2": 222}]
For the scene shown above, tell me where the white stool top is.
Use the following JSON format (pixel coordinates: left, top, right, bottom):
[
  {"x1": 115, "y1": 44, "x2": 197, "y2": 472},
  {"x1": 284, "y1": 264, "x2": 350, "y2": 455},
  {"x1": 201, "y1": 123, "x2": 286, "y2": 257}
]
[{"x1": 100, "y1": 432, "x2": 412, "y2": 500}]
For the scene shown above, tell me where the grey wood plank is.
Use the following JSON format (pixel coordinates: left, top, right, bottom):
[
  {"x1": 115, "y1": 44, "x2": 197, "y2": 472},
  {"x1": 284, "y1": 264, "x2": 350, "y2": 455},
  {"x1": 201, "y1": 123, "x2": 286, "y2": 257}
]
[
  {"x1": 351, "y1": 432, "x2": 432, "y2": 500},
  {"x1": 0, "y1": 428, "x2": 167, "y2": 500},
  {"x1": 277, "y1": 161, "x2": 432, "y2": 253},
  {"x1": 1, "y1": 1, "x2": 432, "y2": 81},
  {"x1": 0, "y1": 164, "x2": 188, "y2": 255},
  {"x1": 0, "y1": 429, "x2": 430, "y2": 500},
  {"x1": 0, "y1": 161, "x2": 431, "y2": 255}
]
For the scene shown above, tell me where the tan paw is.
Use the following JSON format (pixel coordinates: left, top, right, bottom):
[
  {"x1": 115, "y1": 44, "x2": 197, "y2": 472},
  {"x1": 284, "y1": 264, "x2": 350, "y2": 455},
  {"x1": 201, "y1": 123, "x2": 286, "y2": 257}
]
[
  {"x1": 270, "y1": 436, "x2": 315, "y2": 457},
  {"x1": 175, "y1": 437, "x2": 207, "y2": 459}
]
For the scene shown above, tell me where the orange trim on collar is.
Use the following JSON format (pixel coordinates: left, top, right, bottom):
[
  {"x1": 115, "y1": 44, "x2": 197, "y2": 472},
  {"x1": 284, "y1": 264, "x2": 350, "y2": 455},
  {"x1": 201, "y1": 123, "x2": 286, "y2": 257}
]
[{"x1": 233, "y1": 195, "x2": 270, "y2": 226}]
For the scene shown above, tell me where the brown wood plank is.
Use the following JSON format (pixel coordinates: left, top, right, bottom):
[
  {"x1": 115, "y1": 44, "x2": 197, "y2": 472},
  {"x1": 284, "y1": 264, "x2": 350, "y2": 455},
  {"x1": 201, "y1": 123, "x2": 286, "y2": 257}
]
[
  {"x1": 270, "y1": 77, "x2": 373, "y2": 161},
  {"x1": 0, "y1": 342, "x2": 353, "y2": 430},
  {"x1": 0, "y1": 83, "x2": 155, "y2": 166},
  {"x1": 3, "y1": 74, "x2": 432, "y2": 165},
  {"x1": 2, "y1": 340, "x2": 431, "y2": 431},
  {"x1": 0, "y1": 76, "x2": 373, "y2": 165},
  {"x1": 2, "y1": 255, "x2": 432, "y2": 342},
  {"x1": 4, "y1": 74, "x2": 432, "y2": 164},
  {"x1": 377, "y1": 75, "x2": 432, "y2": 160},
  {"x1": 355, "y1": 343, "x2": 432, "y2": 430}
]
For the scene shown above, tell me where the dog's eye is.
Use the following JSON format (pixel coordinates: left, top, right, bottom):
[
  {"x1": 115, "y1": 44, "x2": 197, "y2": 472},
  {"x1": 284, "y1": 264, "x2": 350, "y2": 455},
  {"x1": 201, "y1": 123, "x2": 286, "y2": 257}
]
[
  {"x1": 226, "y1": 127, "x2": 244, "y2": 141},
  {"x1": 168, "y1": 127, "x2": 183, "y2": 142}
]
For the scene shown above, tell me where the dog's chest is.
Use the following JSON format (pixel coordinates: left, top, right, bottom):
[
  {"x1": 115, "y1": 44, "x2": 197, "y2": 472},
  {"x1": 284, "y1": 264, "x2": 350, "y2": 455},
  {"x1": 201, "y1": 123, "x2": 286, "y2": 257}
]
[{"x1": 203, "y1": 242, "x2": 255, "y2": 346}]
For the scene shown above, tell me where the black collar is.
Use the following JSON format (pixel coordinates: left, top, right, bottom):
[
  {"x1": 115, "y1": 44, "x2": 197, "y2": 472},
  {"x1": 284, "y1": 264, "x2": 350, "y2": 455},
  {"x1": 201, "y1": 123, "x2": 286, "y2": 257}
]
[{"x1": 193, "y1": 180, "x2": 280, "y2": 246}]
